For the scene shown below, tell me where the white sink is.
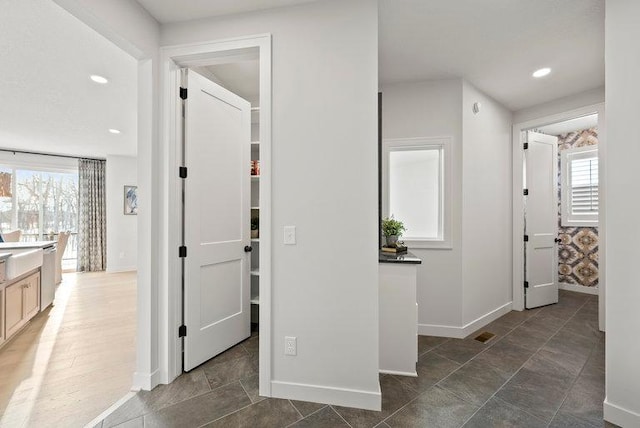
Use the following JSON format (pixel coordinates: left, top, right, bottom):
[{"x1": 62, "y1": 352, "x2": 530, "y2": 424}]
[{"x1": 6, "y1": 249, "x2": 43, "y2": 280}]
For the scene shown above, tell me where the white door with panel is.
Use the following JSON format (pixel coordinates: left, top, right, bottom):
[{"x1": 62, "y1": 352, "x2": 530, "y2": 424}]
[
  {"x1": 525, "y1": 131, "x2": 559, "y2": 309},
  {"x1": 183, "y1": 70, "x2": 251, "y2": 371}
]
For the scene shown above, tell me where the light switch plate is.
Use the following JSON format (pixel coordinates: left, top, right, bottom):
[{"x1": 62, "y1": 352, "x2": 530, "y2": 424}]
[{"x1": 284, "y1": 226, "x2": 296, "y2": 245}]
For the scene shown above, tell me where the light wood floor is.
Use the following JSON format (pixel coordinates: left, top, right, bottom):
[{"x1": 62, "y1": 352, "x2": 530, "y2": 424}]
[{"x1": 0, "y1": 271, "x2": 137, "y2": 428}]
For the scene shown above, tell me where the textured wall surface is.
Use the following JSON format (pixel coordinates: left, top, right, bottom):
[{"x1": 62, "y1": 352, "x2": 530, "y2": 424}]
[{"x1": 557, "y1": 127, "x2": 599, "y2": 287}]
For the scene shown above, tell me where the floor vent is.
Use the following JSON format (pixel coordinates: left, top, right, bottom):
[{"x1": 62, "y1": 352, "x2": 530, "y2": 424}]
[{"x1": 474, "y1": 331, "x2": 496, "y2": 343}]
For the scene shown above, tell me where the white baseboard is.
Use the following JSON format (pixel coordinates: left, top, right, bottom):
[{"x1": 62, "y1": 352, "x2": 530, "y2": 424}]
[
  {"x1": 84, "y1": 391, "x2": 136, "y2": 428},
  {"x1": 418, "y1": 302, "x2": 513, "y2": 339},
  {"x1": 604, "y1": 398, "x2": 640, "y2": 427},
  {"x1": 379, "y1": 369, "x2": 417, "y2": 377},
  {"x1": 559, "y1": 282, "x2": 599, "y2": 295},
  {"x1": 106, "y1": 266, "x2": 137, "y2": 274},
  {"x1": 271, "y1": 380, "x2": 381, "y2": 411},
  {"x1": 132, "y1": 368, "x2": 161, "y2": 391}
]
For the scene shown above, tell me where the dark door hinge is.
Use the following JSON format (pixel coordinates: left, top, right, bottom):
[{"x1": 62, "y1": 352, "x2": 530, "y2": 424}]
[
  {"x1": 523, "y1": 142, "x2": 529, "y2": 150},
  {"x1": 179, "y1": 246, "x2": 187, "y2": 258},
  {"x1": 179, "y1": 166, "x2": 188, "y2": 178},
  {"x1": 524, "y1": 235, "x2": 529, "y2": 242},
  {"x1": 524, "y1": 281, "x2": 529, "y2": 288},
  {"x1": 178, "y1": 325, "x2": 187, "y2": 337},
  {"x1": 180, "y1": 87, "x2": 187, "y2": 100},
  {"x1": 523, "y1": 188, "x2": 529, "y2": 196}
]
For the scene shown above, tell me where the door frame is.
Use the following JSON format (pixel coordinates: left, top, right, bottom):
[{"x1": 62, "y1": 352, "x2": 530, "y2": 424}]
[
  {"x1": 160, "y1": 34, "x2": 272, "y2": 396},
  {"x1": 512, "y1": 103, "x2": 605, "y2": 331}
]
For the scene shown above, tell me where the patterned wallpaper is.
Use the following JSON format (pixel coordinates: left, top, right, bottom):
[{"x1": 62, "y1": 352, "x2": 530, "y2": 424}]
[{"x1": 557, "y1": 128, "x2": 599, "y2": 287}]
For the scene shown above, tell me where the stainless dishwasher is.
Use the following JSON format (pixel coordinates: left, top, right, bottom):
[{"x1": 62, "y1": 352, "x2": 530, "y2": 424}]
[{"x1": 41, "y1": 244, "x2": 57, "y2": 310}]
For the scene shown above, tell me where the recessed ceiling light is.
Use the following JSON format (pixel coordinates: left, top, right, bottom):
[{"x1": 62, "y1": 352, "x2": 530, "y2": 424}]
[
  {"x1": 108, "y1": 129, "x2": 121, "y2": 134},
  {"x1": 90, "y1": 75, "x2": 109, "y2": 84},
  {"x1": 532, "y1": 68, "x2": 551, "y2": 78}
]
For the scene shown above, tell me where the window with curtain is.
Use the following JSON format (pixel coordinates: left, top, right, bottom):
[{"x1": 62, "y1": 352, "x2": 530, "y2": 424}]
[
  {"x1": 561, "y1": 146, "x2": 599, "y2": 226},
  {"x1": 77, "y1": 158, "x2": 106, "y2": 272},
  {"x1": 0, "y1": 164, "x2": 78, "y2": 264}
]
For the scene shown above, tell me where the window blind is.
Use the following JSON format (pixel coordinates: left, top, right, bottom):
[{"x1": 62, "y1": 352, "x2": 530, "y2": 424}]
[{"x1": 571, "y1": 157, "x2": 598, "y2": 214}]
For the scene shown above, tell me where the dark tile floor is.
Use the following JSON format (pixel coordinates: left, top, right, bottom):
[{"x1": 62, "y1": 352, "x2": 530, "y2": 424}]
[{"x1": 97, "y1": 290, "x2": 612, "y2": 428}]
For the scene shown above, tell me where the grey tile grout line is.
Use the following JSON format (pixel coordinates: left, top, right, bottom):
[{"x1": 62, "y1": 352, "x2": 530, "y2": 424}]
[
  {"x1": 287, "y1": 400, "x2": 305, "y2": 420},
  {"x1": 237, "y1": 378, "x2": 253, "y2": 404},
  {"x1": 194, "y1": 388, "x2": 259, "y2": 428},
  {"x1": 455, "y1": 297, "x2": 593, "y2": 428},
  {"x1": 107, "y1": 299, "x2": 593, "y2": 428},
  {"x1": 106, "y1": 352, "x2": 271, "y2": 428},
  {"x1": 418, "y1": 338, "x2": 451, "y2": 357},
  {"x1": 546, "y1": 307, "x2": 602, "y2": 427},
  {"x1": 131, "y1": 378, "x2": 254, "y2": 428},
  {"x1": 329, "y1": 405, "x2": 355, "y2": 428},
  {"x1": 411, "y1": 298, "x2": 596, "y2": 428},
  {"x1": 381, "y1": 309, "x2": 541, "y2": 426},
  {"x1": 433, "y1": 299, "x2": 586, "y2": 427},
  {"x1": 283, "y1": 403, "x2": 330, "y2": 428},
  {"x1": 339, "y1": 374, "x2": 425, "y2": 427}
]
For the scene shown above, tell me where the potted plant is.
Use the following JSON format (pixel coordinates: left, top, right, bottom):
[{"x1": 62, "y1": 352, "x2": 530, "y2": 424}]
[
  {"x1": 381, "y1": 216, "x2": 406, "y2": 247},
  {"x1": 251, "y1": 217, "x2": 259, "y2": 239}
]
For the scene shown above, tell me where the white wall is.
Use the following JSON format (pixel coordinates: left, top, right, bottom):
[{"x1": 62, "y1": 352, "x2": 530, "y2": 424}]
[
  {"x1": 381, "y1": 79, "x2": 464, "y2": 331},
  {"x1": 52, "y1": 0, "x2": 162, "y2": 391},
  {"x1": 106, "y1": 155, "x2": 137, "y2": 272},
  {"x1": 513, "y1": 86, "x2": 605, "y2": 124},
  {"x1": 604, "y1": 1, "x2": 640, "y2": 426},
  {"x1": 461, "y1": 81, "x2": 513, "y2": 324},
  {"x1": 163, "y1": 0, "x2": 380, "y2": 408},
  {"x1": 382, "y1": 79, "x2": 513, "y2": 337}
]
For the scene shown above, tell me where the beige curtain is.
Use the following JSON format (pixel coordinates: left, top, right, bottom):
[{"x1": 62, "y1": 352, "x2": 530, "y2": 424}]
[{"x1": 77, "y1": 159, "x2": 106, "y2": 271}]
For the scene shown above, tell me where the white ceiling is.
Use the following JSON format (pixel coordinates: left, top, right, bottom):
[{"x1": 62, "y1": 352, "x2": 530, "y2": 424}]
[
  {"x1": 0, "y1": 0, "x2": 605, "y2": 160},
  {"x1": 135, "y1": 0, "x2": 319, "y2": 24},
  {"x1": 0, "y1": 0, "x2": 137, "y2": 159},
  {"x1": 538, "y1": 114, "x2": 598, "y2": 136},
  {"x1": 195, "y1": 60, "x2": 260, "y2": 106},
  {"x1": 379, "y1": 0, "x2": 604, "y2": 111}
]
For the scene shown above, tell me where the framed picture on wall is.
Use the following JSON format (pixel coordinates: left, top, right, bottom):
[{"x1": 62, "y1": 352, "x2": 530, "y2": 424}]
[{"x1": 124, "y1": 185, "x2": 138, "y2": 215}]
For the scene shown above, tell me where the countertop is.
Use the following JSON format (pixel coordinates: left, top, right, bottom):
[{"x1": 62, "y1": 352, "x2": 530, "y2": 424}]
[
  {"x1": 0, "y1": 241, "x2": 56, "y2": 250},
  {"x1": 0, "y1": 252, "x2": 11, "y2": 261},
  {"x1": 379, "y1": 250, "x2": 422, "y2": 264}
]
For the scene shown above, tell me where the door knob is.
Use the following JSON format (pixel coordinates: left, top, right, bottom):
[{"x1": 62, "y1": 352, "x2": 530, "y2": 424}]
[{"x1": 244, "y1": 246, "x2": 253, "y2": 252}]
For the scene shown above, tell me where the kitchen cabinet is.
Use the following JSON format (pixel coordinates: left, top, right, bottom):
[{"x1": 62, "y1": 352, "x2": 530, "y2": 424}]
[
  {"x1": 4, "y1": 271, "x2": 40, "y2": 339},
  {"x1": 23, "y1": 272, "x2": 40, "y2": 321}
]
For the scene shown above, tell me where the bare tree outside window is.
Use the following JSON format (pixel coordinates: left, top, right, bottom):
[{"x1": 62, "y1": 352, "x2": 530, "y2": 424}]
[{"x1": 0, "y1": 166, "x2": 79, "y2": 266}]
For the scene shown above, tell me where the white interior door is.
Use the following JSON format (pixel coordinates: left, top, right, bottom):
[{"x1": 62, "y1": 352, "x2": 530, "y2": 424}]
[
  {"x1": 183, "y1": 70, "x2": 251, "y2": 371},
  {"x1": 525, "y1": 131, "x2": 559, "y2": 309}
]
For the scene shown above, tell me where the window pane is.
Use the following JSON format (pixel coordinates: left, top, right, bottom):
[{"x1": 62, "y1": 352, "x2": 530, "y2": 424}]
[
  {"x1": 16, "y1": 170, "x2": 41, "y2": 241},
  {"x1": 571, "y1": 156, "x2": 598, "y2": 214},
  {"x1": 389, "y1": 149, "x2": 440, "y2": 239},
  {"x1": 0, "y1": 167, "x2": 12, "y2": 231},
  {"x1": 0, "y1": 166, "x2": 78, "y2": 263}
]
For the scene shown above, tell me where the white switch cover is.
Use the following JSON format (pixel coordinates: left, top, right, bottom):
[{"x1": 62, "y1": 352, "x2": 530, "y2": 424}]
[{"x1": 284, "y1": 226, "x2": 296, "y2": 245}]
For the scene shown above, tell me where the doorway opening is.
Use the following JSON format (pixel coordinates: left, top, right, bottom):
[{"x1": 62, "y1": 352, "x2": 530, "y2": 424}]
[
  {"x1": 512, "y1": 104, "x2": 605, "y2": 330},
  {"x1": 162, "y1": 35, "x2": 272, "y2": 396}
]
